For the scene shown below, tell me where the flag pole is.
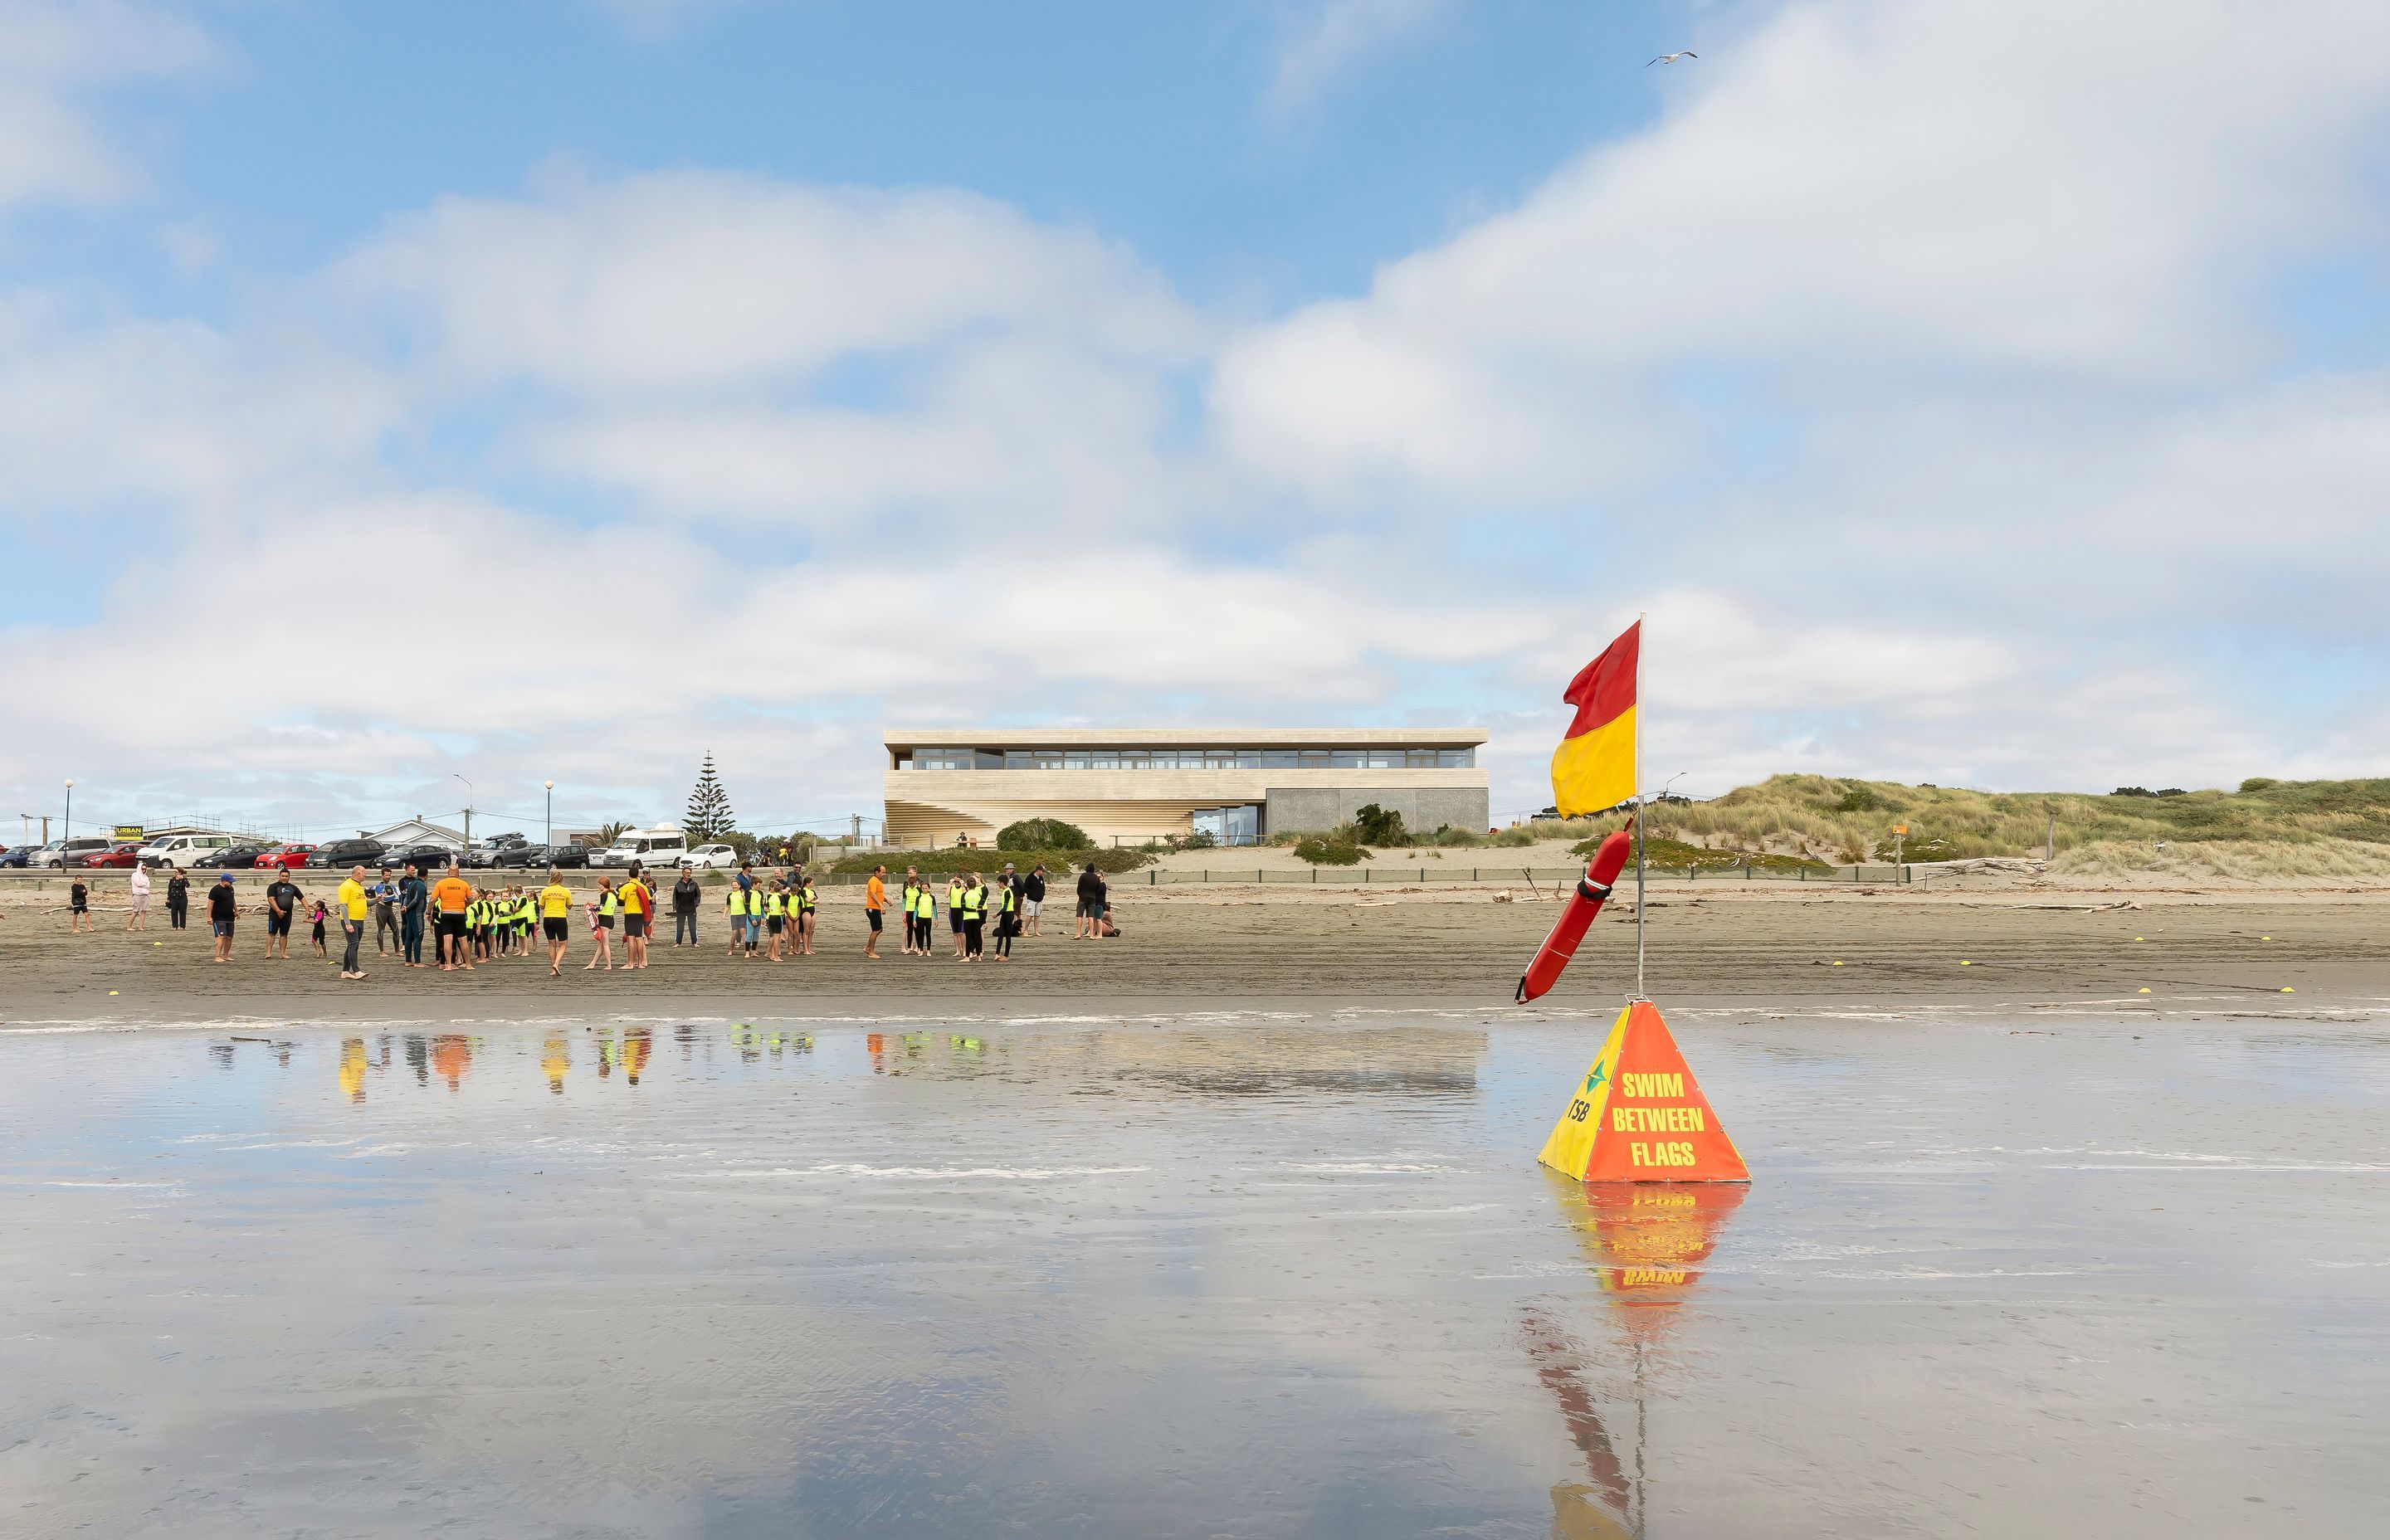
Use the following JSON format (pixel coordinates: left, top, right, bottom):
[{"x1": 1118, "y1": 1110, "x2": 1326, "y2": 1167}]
[{"x1": 1633, "y1": 612, "x2": 1646, "y2": 1001}]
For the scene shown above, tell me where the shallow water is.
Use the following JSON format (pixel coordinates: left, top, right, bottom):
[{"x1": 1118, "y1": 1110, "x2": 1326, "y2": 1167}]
[{"x1": 3, "y1": 1011, "x2": 2386, "y2": 1538}]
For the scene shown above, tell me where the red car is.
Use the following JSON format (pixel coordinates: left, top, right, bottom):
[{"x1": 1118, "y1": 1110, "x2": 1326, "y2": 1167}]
[
  {"x1": 80, "y1": 841, "x2": 146, "y2": 868},
  {"x1": 256, "y1": 845, "x2": 318, "y2": 870}
]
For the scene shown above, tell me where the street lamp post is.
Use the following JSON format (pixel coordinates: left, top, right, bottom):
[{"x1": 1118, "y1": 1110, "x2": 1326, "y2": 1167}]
[
  {"x1": 454, "y1": 773, "x2": 473, "y2": 852},
  {"x1": 544, "y1": 781, "x2": 554, "y2": 855},
  {"x1": 63, "y1": 778, "x2": 73, "y2": 860}
]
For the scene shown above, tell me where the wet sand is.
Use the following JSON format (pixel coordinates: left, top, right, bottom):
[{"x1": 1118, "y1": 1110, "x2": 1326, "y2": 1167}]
[
  {"x1": 4, "y1": 884, "x2": 2385, "y2": 1023},
  {"x1": 3, "y1": 1012, "x2": 2385, "y2": 1537}
]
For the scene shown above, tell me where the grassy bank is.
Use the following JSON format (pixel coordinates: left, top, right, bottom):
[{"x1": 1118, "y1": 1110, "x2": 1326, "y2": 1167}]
[
  {"x1": 1645, "y1": 775, "x2": 2390, "y2": 862},
  {"x1": 829, "y1": 848, "x2": 1152, "y2": 876}
]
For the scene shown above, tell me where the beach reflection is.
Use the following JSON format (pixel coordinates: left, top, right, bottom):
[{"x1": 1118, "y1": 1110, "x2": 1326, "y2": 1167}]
[{"x1": 1526, "y1": 1178, "x2": 1746, "y2": 1538}]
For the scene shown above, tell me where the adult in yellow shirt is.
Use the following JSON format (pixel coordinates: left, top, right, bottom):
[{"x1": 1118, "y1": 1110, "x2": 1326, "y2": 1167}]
[
  {"x1": 432, "y1": 864, "x2": 476, "y2": 971},
  {"x1": 618, "y1": 865, "x2": 654, "y2": 971},
  {"x1": 539, "y1": 873, "x2": 574, "y2": 977},
  {"x1": 335, "y1": 865, "x2": 371, "y2": 980}
]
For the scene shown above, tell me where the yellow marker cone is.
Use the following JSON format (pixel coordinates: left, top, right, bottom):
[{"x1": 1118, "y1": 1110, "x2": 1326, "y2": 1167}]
[
  {"x1": 2261, "y1": 935, "x2": 2271, "y2": 941},
  {"x1": 1832, "y1": 960, "x2": 1843, "y2": 967},
  {"x1": 2134, "y1": 936, "x2": 2144, "y2": 942},
  {"x1": 1959, "y1": 960, "x2": 1971, "y2": 967},
  {"x1": 108, "y1": 990, "x2": 118, "y2": 996},
  {"x1": 2138, "y1": 987, "x2": 2152, "y2": 994},
  {"x1": 2280, "y1": 987, "x2": 2295, "y2": 993}
]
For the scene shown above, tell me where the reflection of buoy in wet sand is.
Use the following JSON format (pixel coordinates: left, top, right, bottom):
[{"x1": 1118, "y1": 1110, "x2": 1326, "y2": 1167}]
[{"x1": 1538, "y1": 1001, "x2": 1749, "y2": 1182}]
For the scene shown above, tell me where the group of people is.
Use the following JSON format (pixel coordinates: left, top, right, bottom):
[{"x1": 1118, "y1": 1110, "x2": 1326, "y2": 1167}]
[
  {"x1": 34, "y1": 853, "x2": 1124, "y2": 978},
  {"x1": 858, "y1": 860, "x2": 1115, "y2": 962}
]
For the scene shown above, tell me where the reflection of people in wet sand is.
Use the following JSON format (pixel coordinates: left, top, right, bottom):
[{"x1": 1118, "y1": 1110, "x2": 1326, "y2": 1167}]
[
  {"x1": 543, "y1": 1036, "x2": 568, "y2": 1094},
  {"x1": 622, "y1": 1027, "x2": 652, "y2": 1085},
  {"x1": 339, "y1": 1038, "x2": 369, "y2": 1103},
  {"x1": 432, "y1": 1034, "x2": 471, "y2": 1090}
]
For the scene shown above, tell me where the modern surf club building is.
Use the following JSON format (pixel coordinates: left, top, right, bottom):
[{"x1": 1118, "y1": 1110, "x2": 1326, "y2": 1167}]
[{"x1": 881, "y1": 728, "x2": 1490, "y2": 848}]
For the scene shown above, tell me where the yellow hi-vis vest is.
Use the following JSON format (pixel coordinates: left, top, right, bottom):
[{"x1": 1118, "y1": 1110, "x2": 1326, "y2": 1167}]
[
  {"x1": 599, "y1": 890, "x2": 618, "y2": 918},
  {"x1": 765, "y1": 891, "x2": 784, "y2": 918},
  {"x1": 959, "y1": 885, "x2": 985, "y2": 919},
  {"x1": 800, "y1": 885, "x2": 817, "y2": 913}
]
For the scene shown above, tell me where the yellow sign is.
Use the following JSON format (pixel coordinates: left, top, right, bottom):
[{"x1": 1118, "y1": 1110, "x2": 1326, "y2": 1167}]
[
  {"x1": 114, "y1": 825, "x2": 144, "y2": 841},
  {"x1": 1892, "y1": 823, "x2": 1908, "y2": 836}
]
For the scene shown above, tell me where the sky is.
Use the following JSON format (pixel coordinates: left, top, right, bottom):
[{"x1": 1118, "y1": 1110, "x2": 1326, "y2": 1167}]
[{"x1": 4, "y1": 0, "x2": 2388, "y2": 843}]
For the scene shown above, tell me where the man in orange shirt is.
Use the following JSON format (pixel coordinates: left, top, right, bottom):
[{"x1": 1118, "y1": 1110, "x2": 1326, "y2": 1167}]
[
  {"x1": 864, "y1": 865, "x2": 886, "y2": 959},
  {"x1": 431, "y1": 863, "x2": 476, "y2": 971},
  {"x1": 617, "y1": 863, "x2": 654, "y2": 970}
]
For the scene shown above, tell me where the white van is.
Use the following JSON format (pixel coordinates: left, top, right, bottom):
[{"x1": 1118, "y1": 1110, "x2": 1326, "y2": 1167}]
[
  {"x1": 595, "y1": 825, "x2": 689, "y2": 870},
  {"x1": 140, "y1": 833, "x2": 235, "y2": 870}
]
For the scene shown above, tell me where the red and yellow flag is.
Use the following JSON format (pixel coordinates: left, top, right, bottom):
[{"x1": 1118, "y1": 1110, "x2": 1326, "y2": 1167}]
[{"x1": 1550, "y1": 621, "x2": 1638, "y2": 816}]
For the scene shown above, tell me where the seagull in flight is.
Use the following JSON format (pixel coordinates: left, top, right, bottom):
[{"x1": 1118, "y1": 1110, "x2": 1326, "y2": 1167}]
[{"x1": 1648, "y1": 51, "x2": 1697, "y2": 66}]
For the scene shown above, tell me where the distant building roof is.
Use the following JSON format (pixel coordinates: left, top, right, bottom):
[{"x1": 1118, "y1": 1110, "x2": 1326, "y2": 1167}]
[{"x1": 885, "y1": 727, "x2": 1487, "y2": 749}]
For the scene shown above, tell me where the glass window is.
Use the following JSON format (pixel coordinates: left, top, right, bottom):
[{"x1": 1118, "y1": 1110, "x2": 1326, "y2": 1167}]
[
  {"x1": 1064, "y1": 751, "x2": 1090, "y2": 770},
  {"x1": 1202, "y1": 750, "x2": 1238, "y2": 770},
  {"x1": 1438, "y1": 748, "x2": 1474, "y2": 768},
  {"x1": 1331, "y1": 749, "x2": 1364, "y2": 769},
  {"x1": 1004, "y1": 751, "x2": 1036, "y2": 769},
  {"x1": 1090, "y1": 751, "x2": 1119, "y2": 769},
  {"x1": 895, "y1": 756, "x2": 915, "y2": 771},
  {"x1": 1407, "y1": 749, "x2": 1440, "y2": 768},
  {"x1": 974, "y1": 751, "x2": 1003, "y2": 770},
  {"x1": 1236, "y1": 750, "x2": 1261, "y2": 768},
  {"x1": 1299, "y1": 750, "x2": 1331, "y2": 769},
  {"x1": 1261, "y1": 749, "x2": 1297, "y2": 769},
  {"x1": 1118, "y1": 750, "x2": 1149, "y2": 770},
  {"x1": 1149, "y1": 750, "x2": 1178, "y2": 770}
]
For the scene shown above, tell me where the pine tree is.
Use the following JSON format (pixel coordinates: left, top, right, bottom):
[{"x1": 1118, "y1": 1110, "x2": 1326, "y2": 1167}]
[{"x1": 685, "y1": 753, "x2": 736, "y2": 842}]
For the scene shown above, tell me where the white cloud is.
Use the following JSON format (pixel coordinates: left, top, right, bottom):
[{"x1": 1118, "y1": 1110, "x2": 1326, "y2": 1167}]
[
  {"x1": 332, "y1": 169, "x2": 1202, "y2": 394},
  {"x1": 0, "y1": 1, "x2": 224, "y2": 213},
  {"x1": 1217, "y1": 0, "x2": 2390, "y2": 498},
  {"x1": 1268, "y1": 0, "x2": 1457, "y2": 115}
]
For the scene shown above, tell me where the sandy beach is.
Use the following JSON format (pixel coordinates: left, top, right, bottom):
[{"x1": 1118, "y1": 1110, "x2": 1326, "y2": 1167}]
[{"x1": 6, "y1": 873, "x2": 2383, "y2": 1022}]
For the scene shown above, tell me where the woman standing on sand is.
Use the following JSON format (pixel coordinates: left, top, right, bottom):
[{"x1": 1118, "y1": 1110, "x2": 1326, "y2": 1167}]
[
  {"x1": 166, "y1": 868, "x2": 188, "y2": 929},
  {"x1": 586, "y1": 878, "x2": 617, "y2": 970}
]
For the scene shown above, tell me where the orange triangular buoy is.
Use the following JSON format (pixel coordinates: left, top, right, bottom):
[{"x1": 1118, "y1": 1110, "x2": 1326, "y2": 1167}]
[{"x1": 1536, "y1": 1001, "x2": 1748, "y2": 1182}]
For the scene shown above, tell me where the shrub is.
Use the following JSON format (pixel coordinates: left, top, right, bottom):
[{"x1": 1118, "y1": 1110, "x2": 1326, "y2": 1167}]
[
  {"x1": 1295, "y1": 836, "x2": 1368, "y2": 865},
  {"x1": 2239, "y1": 777, "x2": 2280, "y2": 793},
  {"x1": 1350, "y1": 803, "x2": 1407, "y2": 845},
  {"x1": 997, "y1": 817, "x2": 1092, "y2": 851}
]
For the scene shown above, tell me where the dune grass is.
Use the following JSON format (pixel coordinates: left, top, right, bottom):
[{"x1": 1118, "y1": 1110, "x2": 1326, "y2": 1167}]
[
  {"x1": 1641, "y1": 774, "x2": 2390, "y2": 863},
  {"x1": 2051, "y1": 836, "x2": 2390, "y2": 883}
]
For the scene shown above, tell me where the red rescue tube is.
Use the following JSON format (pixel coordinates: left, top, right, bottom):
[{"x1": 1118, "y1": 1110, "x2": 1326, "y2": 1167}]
[{"x1": 1514, "y1": 831, "x2": 1633, "y2": 1003}]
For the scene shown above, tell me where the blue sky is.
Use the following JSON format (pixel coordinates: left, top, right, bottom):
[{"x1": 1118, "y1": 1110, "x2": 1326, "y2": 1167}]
[{"x1": 3, "y1": 0, "x2": 2388, "y2": 841}]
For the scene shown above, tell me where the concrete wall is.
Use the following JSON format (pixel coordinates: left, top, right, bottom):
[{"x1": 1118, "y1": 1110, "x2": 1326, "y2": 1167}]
[{"x1": 1263, "y1": 786, "x2": 1489, "y2": 837}]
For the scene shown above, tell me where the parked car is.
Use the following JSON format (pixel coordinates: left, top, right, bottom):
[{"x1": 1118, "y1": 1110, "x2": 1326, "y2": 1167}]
[
  {"x1": 593, "y1": 826, "x2": 690, "y2": 869},
  {"x1": 256, "y1": 844, "x2": 318, "y2": 870},
  {"x1": 0, "y1": 845, "x2": 33, "y2": 868},
  {"x1": 383, "y1": 843, "x2": 462, "y2": 873},
  {"x1": 139, "y1": 832, "x2": 235, "y2": 869},
  {"x1": 79, "y1": 841, "x2": 147, "y2": 868},
  {"x1": 207, "y1": 845, "x2": 276, "y2": 870},
  {"x1": 307, "y1": 838, "x2": 389, "y2": 870},
  {"x1": 684, "y1": 843, "x2": 739, "y2": 870},
  {"x1": 491, "y1": 843, "x2": 553, "y2": 870},
  {"x1": 33, "y1": 837, "x2": 113, "y2": 869},
  {"x1": 545, "y1": 843, "x2": 590, "y2": 870}
]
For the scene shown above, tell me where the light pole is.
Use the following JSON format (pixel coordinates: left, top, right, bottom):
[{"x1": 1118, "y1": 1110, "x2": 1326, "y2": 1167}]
[
  {"x1": 544, "y1": 781, "x2": 554, "y2": 855},
  {"x1": 454, "y1": 773, "x2": 473, "y2": 852},
  {"x1": 63, "y1": 778, "x2": 73, "y2": 861}
]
